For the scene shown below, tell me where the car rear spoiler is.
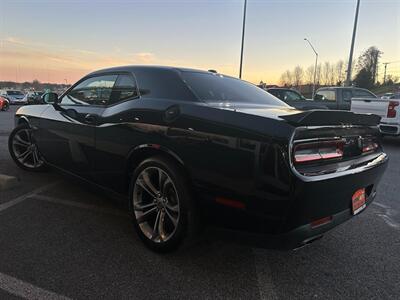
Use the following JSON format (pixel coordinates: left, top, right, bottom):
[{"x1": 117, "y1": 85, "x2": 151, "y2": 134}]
[{"x1": 280, "y1": 110, "x2": 381, "y2": 127}]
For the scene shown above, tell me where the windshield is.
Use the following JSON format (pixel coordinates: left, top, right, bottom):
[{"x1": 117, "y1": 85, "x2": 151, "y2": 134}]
[
  {"x1": 7, "y1": 91, "x2": 24, "y2": 96},
  {"x1": 181, "y1": 72, "x2": 287, "y2": 106}
]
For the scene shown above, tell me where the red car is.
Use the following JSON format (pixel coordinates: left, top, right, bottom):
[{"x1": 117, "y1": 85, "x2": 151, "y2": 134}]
[{"x1": 0, "y1": 96, "x2": 10, "y2": 111}]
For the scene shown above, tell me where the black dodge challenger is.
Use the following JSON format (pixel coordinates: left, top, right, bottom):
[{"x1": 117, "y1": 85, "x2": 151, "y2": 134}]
[{"x1": 8, "y1": 66, "x2": 388, "y2": 252}]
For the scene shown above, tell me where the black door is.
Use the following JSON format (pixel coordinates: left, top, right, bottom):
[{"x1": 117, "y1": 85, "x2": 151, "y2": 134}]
[
  {"x1": 37, "y1": 74, "x2": 118, "y2": 179},
  {"x1": 91, "y1": 73, "x2": 142, "y2": 192}
]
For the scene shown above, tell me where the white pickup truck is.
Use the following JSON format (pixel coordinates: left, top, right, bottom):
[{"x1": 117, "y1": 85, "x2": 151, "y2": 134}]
[{"x1": 351, "y1": 97, "x2": 400, "y2": 136}]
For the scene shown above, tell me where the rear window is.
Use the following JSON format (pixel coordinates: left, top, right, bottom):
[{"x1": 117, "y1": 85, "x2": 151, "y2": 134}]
[{"x1": 181, "y1": 72, "x2": 287, "y2": 106}]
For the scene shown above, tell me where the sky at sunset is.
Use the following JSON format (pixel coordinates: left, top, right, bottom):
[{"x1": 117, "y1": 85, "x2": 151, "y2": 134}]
[{"x1": 0, "y1": 0, "x2": 399, "y2": 85}]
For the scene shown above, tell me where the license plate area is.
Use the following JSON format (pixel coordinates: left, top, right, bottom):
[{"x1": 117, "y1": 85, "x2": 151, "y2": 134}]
[{"x1": 352, "y1": 188, "x2": 366, "y2": 215}]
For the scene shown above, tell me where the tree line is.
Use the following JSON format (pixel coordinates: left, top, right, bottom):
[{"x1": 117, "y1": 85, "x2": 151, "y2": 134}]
[
  {"x1": 0, "y1": 79, "x2": 70, "y2": 92},
  {"x1": 278, "y1": 46, "x2": 398, "y2": 90}
]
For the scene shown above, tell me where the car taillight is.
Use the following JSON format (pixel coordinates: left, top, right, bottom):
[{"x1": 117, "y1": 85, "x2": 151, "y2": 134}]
[
  {"x1": 293, "y1": 140, "x2": 344, "y2": 164},
  {"x1": 362, "y1": 140, "x2": 378, "y2": 153},
  {"x1": 387, "y1": 101, "x2": 399, "y2": 118}
]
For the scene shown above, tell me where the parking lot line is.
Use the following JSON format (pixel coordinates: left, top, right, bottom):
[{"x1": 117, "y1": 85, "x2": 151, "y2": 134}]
[
  {"x1": 33, "y1": 194, "x2": 129, "y2": 218},
  {"x1": 0, "y1": 182, "x2": 60, "y2": 212},
  {"x1": 0, "y1": 271, "x2": 71, "y2": 300},
  {"x1": 372, "y1": 202, "x2": 400, "y2": 230}
]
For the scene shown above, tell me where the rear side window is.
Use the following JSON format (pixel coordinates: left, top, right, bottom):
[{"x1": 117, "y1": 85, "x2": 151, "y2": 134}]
[
  {"x1": 315, "y1": 90, "x2": 336, "y2": 102},
  {"x1": 353, "y1": 89, "x2": 376, "y2": 98},
  {"x1": 109, "y1": 74, "x2": 138, "y2": 104},
  {"x1": 283, "y1": 90, "x2": 303, "y2": 101},
  {"x1": 342, "y1": 89, "x2": 353, "y2": 102},
  {"x1": 61, "y1": 75, "x2": 118, "y2": 105},
  {"x1": 134, "y1": 69, "x2": 196, "y2": 101}
]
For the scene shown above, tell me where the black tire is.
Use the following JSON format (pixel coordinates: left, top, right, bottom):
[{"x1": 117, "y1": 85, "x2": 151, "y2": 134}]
[
  {"x1": 1, "y1": 101, "x2": 9, "y2": 111},
  {"x1": 8, "y1": 123, "x2": 47, "y2": 172},
  {"x1": 129, "y1": 155, "x2": 199, "y2": 253}
]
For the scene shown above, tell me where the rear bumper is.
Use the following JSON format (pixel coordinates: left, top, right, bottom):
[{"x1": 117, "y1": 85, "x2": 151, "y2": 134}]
[
  {"x1": 207, "y1": 153, "x2": 387, "y2": 250},
  {"x1": 209, "y1": 189, "x2": 377, "y2": 250},
  {"x1": 379, "y1": 123, "x2": 400, "y2": 136}
]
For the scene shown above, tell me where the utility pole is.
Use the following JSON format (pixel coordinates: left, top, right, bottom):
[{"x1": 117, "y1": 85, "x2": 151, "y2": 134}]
[
  {"x1": 383, "y1": 62, "x2": 389, "y2": 84},
  {"x1": 345, "y1": 0, "x2": 361, "y2": 86},
  {"x1": 239, "y1": 0, "x2": 247, "y2": 79},
  {"x1": 304, "y1": 38, "x2": 318, "y2": 99}
]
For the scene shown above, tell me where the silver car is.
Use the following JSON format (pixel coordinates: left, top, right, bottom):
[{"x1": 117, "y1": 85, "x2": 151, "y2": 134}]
[{"x1": 0, "y1": 90, "x2": 27, "y2": 104}]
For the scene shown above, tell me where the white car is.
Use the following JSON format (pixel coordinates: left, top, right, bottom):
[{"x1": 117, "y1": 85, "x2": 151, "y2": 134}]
[
  {"x1": 351, "y1": 96, "x2": 400, "y2": 136},
  {"x1": 0, "y1": 90, "x2": 27, "y2": 104}
]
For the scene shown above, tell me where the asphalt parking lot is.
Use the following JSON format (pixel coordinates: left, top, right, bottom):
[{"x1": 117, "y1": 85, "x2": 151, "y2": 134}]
[{"x1": 0, "y1": 105, "x2": 399, "y2": 299}]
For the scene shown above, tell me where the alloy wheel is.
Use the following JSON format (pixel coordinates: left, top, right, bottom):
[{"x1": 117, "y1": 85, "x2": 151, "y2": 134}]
[
  {"x1": 11, "y1": 128, "x2": 44, "y2": 169},
  {"x1": 133, "y1": 167, "x2": 180, "y2": 243}
]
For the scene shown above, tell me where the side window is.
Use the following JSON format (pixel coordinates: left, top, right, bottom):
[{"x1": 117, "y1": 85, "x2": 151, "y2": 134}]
[
  {"x1": 284, "y1": 91, "x2": 302, "y2": 101},
  {"x1": 60, "y1": 75, "x2": 118, "y2": 105},
  {"x1": 267, "y1": 90, "x2": 282, "y2": 100},
  {"x1": 109, "y1": 74, "x2": 138, "y2": 105},
  {"x1": 315, "y1": 90, "x2": 336, "y2": 101},
  {"x1": 353, "y1": 89, "x2": 376, "y2": 98},
  {"x1": 342, "y1": 89, "x2": 353, "y2": 102},
  {"x1": 134, "y1": 69, "x2": 196, "y2": 101}
]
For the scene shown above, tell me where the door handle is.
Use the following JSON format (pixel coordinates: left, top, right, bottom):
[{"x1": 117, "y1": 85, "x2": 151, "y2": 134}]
[{"x1": 84, "y1": 113, "x2": 97, "y2": 124}]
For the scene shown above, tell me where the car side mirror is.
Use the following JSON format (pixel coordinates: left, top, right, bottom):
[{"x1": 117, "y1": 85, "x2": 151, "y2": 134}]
[{"x1": 42, "y1": 92, "x2": 59, "y2": 104}]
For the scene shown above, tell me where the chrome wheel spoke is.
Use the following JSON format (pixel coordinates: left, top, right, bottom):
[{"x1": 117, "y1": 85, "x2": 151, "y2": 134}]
[
  {"x1": 17, "y1": 149, "x2": 31, "y2": 160},
  {"x1": 22, "y1": 129, "x2": 32, "y2": 143},
  {"x1": 136, "y1": 206, "x2": 158, "y2": 224},
  {"x1": 151, "y1": 210, "x2": 161, "y2": 240},
  {"x1": 142, "y1": 171, "x2": 159, "y2": 195},
  {"x1": 166, "y1": 203, "x2": 179, "y2": 213},
  {"x1": 138, "y1": 170, "x2": 160, "y2": 198},
  {"x1": 134, "y1": 202, "x2": 156, "y2": 212},
  {"x1": 32, "y1": 150, "x2": 38, "y2": 167},
  {"x1": 165, "y1": 208, "x2": 178, "y2": 227},
  {"x1": 137, "y1": 179, "x2": 157, "y2": 198},
  {"x1": 14, "y1": 135, "x2": 30, "y2": 147},
  {"x1": 158, "y1": 210, "x2": 167, "y2": 241},
  {"x1": 158, "y1": 169, "x2": 166, "y2": 195}
]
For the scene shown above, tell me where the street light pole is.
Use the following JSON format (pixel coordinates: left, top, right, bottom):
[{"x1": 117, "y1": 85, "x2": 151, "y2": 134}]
[
  {"x1": 345, "y1": 0, "x2": 361, "y2": 86},
  {"x1": 383, "y1": 62, "x2": 389, "y2": 84},
  {"x1": 304, "y1": 38, "x2": 318, "y2": 99},
  {"x1": 239, "y1": 0, "x2": 247, "y2": 79}
]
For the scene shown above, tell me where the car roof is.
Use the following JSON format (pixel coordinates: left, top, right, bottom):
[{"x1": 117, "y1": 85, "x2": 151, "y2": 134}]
[
  {"x1": 267, "y1": 88, "x2": 297, "y2": 91},
  {"x1": 87, "y1": 65, "x2": 211, "y2": 77},
  {"x1": 317, "y1": 86, "x2": 369, "y2": 90}
]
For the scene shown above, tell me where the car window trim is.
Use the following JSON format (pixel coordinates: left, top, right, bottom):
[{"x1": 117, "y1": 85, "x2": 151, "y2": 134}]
[{"x1": 59, "y1": 71, "x2": 140, "y2": 108}]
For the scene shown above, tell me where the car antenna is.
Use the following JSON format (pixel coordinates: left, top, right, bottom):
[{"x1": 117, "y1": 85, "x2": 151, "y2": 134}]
[{"x1": 208, "y1": 69, "x2": 218, "y2": 73}]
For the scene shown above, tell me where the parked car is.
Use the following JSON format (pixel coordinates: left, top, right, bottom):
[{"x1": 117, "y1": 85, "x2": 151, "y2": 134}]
[
  {"x1": 266, "y1": 88, "x2": 327, "y2": 110},
  {"x1": 381, "y1": 92, "x2": 394, "y2": 99},
  {"x1": 8, "y1": 66, "x2": 388, "y2": 252},
  {"x1": 351, "y1": 97, "x2": 400, "y2": 136},
  {"x1": 0, "y1": 90, "x2": 27, "y2": 104},
  {"x1": 274, "y1": 87, "x2": 377, "y2": 111},
  {"x1": 311, "y1": 87, "x2": 377, "y2": 110},
  {"x1": 385, "y1": 92, "x2": 400, "y2": 100},
  {"x1": 23, "y1": 91, "x2": 44, "y2": 104},
  {"x1": 0, "y1": 96, "x2": 10, "y2": 111}
]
